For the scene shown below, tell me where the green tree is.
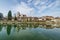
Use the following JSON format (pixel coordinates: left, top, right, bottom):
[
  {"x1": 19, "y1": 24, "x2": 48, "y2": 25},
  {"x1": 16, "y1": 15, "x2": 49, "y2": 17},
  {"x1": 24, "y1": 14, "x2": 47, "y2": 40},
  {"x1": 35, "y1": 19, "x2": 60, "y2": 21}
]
[
  {"x1": 8, "y1": 10, "x2": 12, "y2": 20},
  {"x1": 0, "y1": 13, "x2": 3, "y2": 20},
  {"x1": 15, "y1": 16, "x2": 17, "y2": 20}
]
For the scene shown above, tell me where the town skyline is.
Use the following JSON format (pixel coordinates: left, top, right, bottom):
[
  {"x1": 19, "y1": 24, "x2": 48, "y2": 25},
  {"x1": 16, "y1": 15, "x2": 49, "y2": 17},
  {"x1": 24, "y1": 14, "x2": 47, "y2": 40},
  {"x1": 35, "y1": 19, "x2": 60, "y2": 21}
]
[{"x1": 0, "y1": 10, "x2": 60, "y2": 17}]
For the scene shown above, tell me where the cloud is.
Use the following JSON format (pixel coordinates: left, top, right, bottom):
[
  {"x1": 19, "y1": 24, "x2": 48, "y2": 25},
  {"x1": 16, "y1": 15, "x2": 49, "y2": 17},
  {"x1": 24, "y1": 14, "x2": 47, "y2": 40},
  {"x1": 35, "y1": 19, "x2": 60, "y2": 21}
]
[
  {"x1": 0, "y1": 0, "x2": 59, "y2": 17},
  {"x1": 27, "y1": 0, "x2": 32, "y2": 3},
  {"x1": 12, "y1": 0, "x2": 60, "y2": 17},
  {"x1": 26, "y1": 0, "x2": 56, "y2": 14},
  {"x1": 55, "y1": 0, "x2": 60, "y2": 7},
  {"x1": 13, "y1": 2, "x2": 35, "y2": 16},
  {"x1": 33, "y1": 0, "x2": 41, "y2": 6}
]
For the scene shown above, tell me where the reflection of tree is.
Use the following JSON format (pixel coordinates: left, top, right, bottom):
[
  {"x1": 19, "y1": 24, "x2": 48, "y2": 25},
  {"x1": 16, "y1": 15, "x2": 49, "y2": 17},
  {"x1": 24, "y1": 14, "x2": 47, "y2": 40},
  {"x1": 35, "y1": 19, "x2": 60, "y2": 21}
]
[
  {"x1": 0, "y1": 25, "x2": 2, "y2": 32},
  {"x1": 7, "y1": 25, "x2": 12, "y2": 35},
  {"x1": 16, "y1": 27, "x2": 20, "y2": 32},
  {"x1": 40, "y1": 24, "x2": 54, "y2": 29},
  {"x1": 28, "y1": 23, "x2": 32, "y2": 28},
  {"x1": 15, "y1": 24, "x2": 21, "y2": 32},
  {"x1": 27, "y1": 23, "x2": 39, "y2": 28},
  {"x1": 33, "y1": 24, "x2": 39, "y2": 28},
  {"x1": 14, "y1": 24, "x2": 17, "y2": 28},
  {"x1": 45, "y1": 25, "x2": 53, "y2": 29},
  {"x1": 21, "y1": 24, "x2": 27, "y2": 30}
]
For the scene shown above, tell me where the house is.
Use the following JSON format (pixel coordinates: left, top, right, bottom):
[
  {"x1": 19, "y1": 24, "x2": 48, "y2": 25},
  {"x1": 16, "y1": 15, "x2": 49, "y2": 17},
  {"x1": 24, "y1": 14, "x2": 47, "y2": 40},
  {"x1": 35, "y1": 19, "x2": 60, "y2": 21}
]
[
  {"x1": 41, "y1": 16, "x2": 54, "y2": 21},
  {"x1": 27, "y1": 17, "x2": 34, "y2": 22},
  {"x1": 38, "y1": 17, "x2": 43, "y2": 21},
  {"x1": 33, "y1": 17, "x2": 39, "y2": 22},
  {"x1": 51, "y1": 17, "x2": 60, "y2": 24}
]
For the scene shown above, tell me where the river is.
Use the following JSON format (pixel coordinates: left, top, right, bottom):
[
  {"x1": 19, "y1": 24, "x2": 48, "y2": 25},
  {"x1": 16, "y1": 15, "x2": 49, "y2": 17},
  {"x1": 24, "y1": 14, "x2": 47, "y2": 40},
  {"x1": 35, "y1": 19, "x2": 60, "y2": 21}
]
[{"x1": 0, "y1": 24, "x2": 60, "y2": 40}]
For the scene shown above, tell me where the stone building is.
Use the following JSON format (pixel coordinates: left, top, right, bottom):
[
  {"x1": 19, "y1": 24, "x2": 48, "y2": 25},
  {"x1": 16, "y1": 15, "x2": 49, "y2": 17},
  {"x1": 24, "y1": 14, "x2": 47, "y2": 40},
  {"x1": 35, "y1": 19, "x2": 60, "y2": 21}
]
[
  {"x1": 41, "y1": 16, "x2": 54, "y2": 21},
  {"x1": 21, "y1": 15, "x2": 27, "y2": 22},
  {"x1": 16, "y1": 12, "x2": 21, "y2": 21}
]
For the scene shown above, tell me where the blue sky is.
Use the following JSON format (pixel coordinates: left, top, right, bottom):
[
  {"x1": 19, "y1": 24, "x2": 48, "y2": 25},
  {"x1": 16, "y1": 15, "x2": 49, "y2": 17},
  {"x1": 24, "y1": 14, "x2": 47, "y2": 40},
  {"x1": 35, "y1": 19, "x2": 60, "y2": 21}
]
[{"x1": 0, "y1": 0, "x2": 60, "y2": 17}]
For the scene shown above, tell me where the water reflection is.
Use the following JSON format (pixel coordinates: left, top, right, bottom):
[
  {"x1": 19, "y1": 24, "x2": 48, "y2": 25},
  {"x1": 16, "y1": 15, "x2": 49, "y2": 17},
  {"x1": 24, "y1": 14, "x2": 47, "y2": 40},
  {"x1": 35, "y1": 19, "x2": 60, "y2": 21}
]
[
  {"x1": 0, "y1": 23, "x2": 60, "y2": 32},
  {"x1": 0, "y1": 24, "x2": 60, "y2": 40},
  {"x1": 7, "y1": 25, "x2": 12, "y2": 35},
  {"x1": 0, "y1": 24, "x2": 60, "y2": 35},
  {"x1": 0, "y1": 24, "x2": 2, "y2": 32}
]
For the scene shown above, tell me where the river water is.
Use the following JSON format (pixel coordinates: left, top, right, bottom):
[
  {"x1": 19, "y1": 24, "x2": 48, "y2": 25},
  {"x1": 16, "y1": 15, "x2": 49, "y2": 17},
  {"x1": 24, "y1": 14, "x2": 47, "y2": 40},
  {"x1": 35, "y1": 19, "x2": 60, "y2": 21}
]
[{"x1": 0, "y1": 24, "x2": 60, "y2": 40}]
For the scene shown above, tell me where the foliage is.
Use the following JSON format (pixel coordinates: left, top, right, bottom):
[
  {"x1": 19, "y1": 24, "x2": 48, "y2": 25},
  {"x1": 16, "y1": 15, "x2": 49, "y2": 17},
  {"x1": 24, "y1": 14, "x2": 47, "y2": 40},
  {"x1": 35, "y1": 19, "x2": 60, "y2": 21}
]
[
  {"x1": 0, "y1": 13, "x2": 3, "y2": 20},
  {"x1": 8, "y1": 10, "x2": 12, "y2": 20},
  {"x1": 14, "y1": 14, "x2": 17, "y2": 20}
]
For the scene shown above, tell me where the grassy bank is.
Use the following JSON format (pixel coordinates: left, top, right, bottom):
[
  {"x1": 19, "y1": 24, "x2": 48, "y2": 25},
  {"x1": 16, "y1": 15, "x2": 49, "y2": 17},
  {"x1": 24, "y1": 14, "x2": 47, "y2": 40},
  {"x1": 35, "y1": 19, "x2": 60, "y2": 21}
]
[
  {"x1": 0, "y1": 21, "x2": 47, "y2": 25},
  {"x1": 0, "y1": 20, "x2": 57, "y2": 25}
]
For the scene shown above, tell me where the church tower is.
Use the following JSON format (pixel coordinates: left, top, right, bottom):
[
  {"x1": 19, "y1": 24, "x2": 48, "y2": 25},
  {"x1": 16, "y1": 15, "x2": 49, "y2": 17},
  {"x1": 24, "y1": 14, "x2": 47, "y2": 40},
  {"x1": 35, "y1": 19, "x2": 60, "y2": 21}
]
[{"x1": 17, "y1": 12, "x2": 21, "y2": 21}]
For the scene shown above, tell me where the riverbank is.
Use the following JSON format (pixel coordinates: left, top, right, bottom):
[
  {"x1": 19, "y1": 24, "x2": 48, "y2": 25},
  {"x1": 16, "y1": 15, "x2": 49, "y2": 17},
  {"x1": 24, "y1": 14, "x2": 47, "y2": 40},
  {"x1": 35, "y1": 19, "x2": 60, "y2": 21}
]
[{"x1": 0, "y1": 20, "x2": 55, "y2": 25}]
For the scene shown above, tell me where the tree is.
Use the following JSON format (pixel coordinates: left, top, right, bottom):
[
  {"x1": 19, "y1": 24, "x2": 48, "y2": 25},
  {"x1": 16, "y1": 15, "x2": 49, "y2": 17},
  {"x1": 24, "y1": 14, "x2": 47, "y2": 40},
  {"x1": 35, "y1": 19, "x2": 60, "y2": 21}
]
[
  {"x1": 0, "y1": 13, "x2": 3, "y2": 20},
  {"x1": 8, "y1": 10, "x2": 12, "y2": 20}
]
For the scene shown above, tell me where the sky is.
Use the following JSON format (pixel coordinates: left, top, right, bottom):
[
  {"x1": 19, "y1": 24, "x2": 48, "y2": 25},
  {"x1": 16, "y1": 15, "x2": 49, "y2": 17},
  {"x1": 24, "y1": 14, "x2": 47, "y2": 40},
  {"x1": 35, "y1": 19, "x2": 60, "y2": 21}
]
[{"x1": 0, "y1": 0, "x2": 60, "y2": 17}]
